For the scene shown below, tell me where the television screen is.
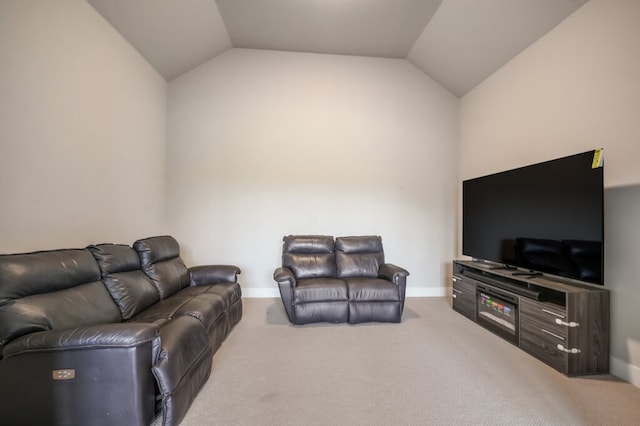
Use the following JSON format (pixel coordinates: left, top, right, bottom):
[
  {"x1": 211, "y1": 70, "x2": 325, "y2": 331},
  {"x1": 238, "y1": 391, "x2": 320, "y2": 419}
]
[{"x1": 462, "y1": 150, "x2": 604, "y2": 285}]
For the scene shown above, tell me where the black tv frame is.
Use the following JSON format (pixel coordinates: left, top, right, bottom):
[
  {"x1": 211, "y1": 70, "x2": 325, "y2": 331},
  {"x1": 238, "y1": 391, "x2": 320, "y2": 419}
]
[{"x1": 462, "y1": 149, "x2": 604, "y2": 286}]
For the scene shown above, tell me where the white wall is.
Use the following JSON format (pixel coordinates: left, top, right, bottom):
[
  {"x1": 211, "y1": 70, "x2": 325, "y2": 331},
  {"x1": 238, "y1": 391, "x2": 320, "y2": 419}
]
[
  {"x1": 0, "y1": 0, "x2": 167, "y2": 252},
  {"x1": 167, "y1": 48, "x2": 458, "y2": 297},
  {"x1": 459, "y1": 0, "x2": 640, "y2": 386}
]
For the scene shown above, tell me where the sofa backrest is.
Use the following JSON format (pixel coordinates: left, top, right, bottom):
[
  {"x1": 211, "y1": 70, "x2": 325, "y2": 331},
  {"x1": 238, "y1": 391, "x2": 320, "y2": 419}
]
[
  {"x1": 335, "y1": 236, "x2": 385, "y2": 278},
  {"x1": 89, "y1": 244, "x2": 161, "y2": 320},
  {"x1": 282, "y1": 235, "x2": 336, "y2": 279},
  {"x1": 133, "y1": 236, "x2": 190, "y2": 299},
  {"x1": 0, "y1": 249, "x2": 121, "y2": 347}
]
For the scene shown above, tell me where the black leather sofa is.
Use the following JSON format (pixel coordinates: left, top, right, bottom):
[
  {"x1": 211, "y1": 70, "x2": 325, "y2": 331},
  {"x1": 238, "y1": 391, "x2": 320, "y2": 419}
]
[
  {"x1": 274, "y1": 235, "x2": 409, "y2": 324},
  {"x1": 0, "y1": 235, "x2": 242, "y2": 426}
]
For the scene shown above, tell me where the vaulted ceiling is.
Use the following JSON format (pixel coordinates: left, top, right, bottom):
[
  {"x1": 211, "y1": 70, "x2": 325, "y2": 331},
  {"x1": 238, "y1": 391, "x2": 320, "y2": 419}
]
[{"x1": 87, "y1": 0, "x2": 588, "y2": 97}]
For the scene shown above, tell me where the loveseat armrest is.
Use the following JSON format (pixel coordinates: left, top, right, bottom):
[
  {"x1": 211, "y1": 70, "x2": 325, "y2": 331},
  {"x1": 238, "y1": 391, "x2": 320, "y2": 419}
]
[
  {"x1": 273, "y1": 267, "x2": 296, "y2": 323},
  {"x1": 273, "y1": 267, "x2": 296, "y2": 287},
  {"x1": 379, "y1": 263, "x2": 410, "y2": 286},
  {"x1": 3, "y1": 323, "x2": 160, "y2": 356},
  {"x1": 189, "y1": 265, "x2": 241, "y2": 286}
]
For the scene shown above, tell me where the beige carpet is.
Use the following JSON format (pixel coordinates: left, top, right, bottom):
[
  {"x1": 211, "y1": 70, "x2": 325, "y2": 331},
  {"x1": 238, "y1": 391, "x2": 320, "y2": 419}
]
[{"x1": 180, "y1": 297, "x2": 640, "y2": 425}]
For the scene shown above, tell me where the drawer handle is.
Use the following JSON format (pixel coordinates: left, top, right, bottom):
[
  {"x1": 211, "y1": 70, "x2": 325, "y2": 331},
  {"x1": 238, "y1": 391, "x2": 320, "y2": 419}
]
[
  {"x1": 452, "y1": 288, "x2": 462, "y2": 294},
  {"x1": 557, "y1": 344, "x2": 581, "y2": 354},
  {"x1": 555, "y1": 318, "x2": 579, "y2": 328},
  {"x1": 541, "y1": 308, "x2": 565, "y2": 319},
  {"x1": 541, "y1": 328, "x2": 565, "y2": 341}
]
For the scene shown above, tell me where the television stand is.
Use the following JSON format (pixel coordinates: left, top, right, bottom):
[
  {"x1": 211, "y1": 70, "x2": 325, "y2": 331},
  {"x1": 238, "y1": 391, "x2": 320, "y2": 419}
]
[
  {"x1": 512, "y1": 270, "x2": 542, "y2": 277},
  {"x1": 488, "y1": 264, "x2": 517, "y2": 271},
  {"x1": 452, "y1": 260, "x2": 610, "y2": 376}
]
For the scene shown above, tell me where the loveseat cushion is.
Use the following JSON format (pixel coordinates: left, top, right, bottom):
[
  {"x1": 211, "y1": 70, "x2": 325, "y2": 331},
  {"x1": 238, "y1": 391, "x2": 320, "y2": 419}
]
[
  {"x1": 293, "y1": 301, "x2": 349, "y2": 324},
  {"x1": 89, "y1": 244, "x2": 161, "y2": 320},
  {"x1": 294, "y1": 278, "x2": 348, "y2": 304},
  {"x1": 134, "y1": 236, "x2": 190, "y2": 299},
  {"x1": 335, "y1": 236, "x2": 385, "y2": 278},
  {"x1": 282, "y1": 235, "x2": 336, "y2": 279},
  {"x1": 345, "y1": 277, "x2": 400, "y2": 302}
]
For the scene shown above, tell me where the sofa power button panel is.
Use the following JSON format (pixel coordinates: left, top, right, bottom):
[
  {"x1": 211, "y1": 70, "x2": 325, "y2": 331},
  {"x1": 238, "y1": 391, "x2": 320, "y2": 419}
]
[{"x1": 52, "y1": 369, "x2": 75, "y2": 380}]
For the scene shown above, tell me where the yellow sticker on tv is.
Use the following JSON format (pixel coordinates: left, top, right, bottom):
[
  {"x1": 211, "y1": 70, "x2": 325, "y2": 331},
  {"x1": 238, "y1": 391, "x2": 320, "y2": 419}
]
[{"x1": 592, "y1": 149, "x2": 604, "y2": 168}]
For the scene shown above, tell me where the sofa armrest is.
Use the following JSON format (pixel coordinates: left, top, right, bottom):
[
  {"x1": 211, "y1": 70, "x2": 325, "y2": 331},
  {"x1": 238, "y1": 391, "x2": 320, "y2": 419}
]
[
  {"x1": 3, "y1": 323, "x2": 160, "y2": 357},
  {"x1": 379, "y1": 263, "x2": 410, "y2": 285},
  {"x1": 0, "y1": 323, "x2": 160, "y2": 426},
  {"x1": 273, "y1": 267, "x2": 296, "y2": 287},
  {"x1": 189, "y1": 265, "x2": 241, "y2": 286}
]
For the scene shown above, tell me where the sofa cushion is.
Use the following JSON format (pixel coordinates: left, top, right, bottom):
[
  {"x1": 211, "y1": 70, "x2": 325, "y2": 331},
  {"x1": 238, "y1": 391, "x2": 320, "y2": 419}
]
[
  {"x1": 153, "y1": 315, "x2": 213, "y2": 426},
  {"x1": 0, "y1": 282, "x2": 121, "y2": 346},
  {"x1": 282, "y1": 235, "x2": 337, "y2": 279},
  {"x1": 176, "y1": 283, "x2": 242, "y2": 311},
  {"x1": 0, "y1": 249, "x2": 101, "y2": 300},
  {"x1": 134, "y1": 236, "x2": 190, "y2": 299},
  {"x1": 0, "y1": 249, "x2": 120, "y2": 346},
  {"x1": 335, "y1": 236, "x2": 385, "y2": 278},
  {"x1": 128, "y1": 290, "x2": 226, "y2": 336},
  {"x1": 129, "y1": 297, "x2": 192, "y2": 324},
  {"x1": 89, "y1": 244, "x2": 161, "y2": 321}
]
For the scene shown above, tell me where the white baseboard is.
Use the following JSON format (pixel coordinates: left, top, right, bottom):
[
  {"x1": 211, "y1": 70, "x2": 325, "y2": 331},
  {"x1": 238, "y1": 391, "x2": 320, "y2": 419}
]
[
  {"x1": 610, "y1": 356, "x2": 640, "y2": 388},
  {"x1": 405, "y1": 287, "x2": 449, "y2": 297},
  {"x1": 242, "y1": 288, "x2": 280, "y2": 298},
  {"x1": 242, "y1": 287, "x2": 448, "y2": 298}
]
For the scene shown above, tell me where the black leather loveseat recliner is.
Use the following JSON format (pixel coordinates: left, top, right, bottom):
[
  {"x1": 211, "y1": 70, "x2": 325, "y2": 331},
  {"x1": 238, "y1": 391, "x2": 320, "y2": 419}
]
[
  {"x1": 274, "y1": 235, "x2": 409, "y2": 325},
  {"x1": 0, "y1": 235, "x2": 242, "y2": 426}
]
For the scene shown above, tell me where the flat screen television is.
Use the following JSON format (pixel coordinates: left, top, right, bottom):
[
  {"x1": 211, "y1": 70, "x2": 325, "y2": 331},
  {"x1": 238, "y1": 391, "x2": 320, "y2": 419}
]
[{"x1": 462, "y1": 150, "x2": 604, "y2": 285}]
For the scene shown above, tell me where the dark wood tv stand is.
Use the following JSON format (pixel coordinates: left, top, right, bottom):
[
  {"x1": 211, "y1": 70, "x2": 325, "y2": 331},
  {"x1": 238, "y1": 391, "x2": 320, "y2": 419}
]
[{"x1": 452, "y1": 260, "x2": 610, "y2": 376}]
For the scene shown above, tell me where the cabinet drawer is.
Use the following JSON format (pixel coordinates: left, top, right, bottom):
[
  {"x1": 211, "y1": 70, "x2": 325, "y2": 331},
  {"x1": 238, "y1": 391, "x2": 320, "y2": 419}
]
[
  {"x1": 452, "y1": 276, "x2": 475, "y2": 321},
  {"x1": 520, "y1": 298, "x2": 568, "y2": 335},
  {"x1": 520, "y1": 316, "x2": 567, "y2": 344},
  {"x1": 520, "y1": 319, "x2": 567, "y2": 372}
]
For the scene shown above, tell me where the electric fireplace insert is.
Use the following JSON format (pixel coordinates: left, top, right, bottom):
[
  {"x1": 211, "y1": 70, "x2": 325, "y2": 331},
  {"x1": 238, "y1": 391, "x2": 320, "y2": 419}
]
[{"x1": 476, "y1": 284, "x2": 519, "y2": 344}]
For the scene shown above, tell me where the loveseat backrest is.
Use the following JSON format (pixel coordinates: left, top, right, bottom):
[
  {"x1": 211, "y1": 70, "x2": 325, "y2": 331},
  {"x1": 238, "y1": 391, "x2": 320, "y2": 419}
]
[
  {"x1": 133, "y1": 236, "x2": 190, "y2": 299},
  {"x1": 282, "y1": 235, "x2": 336, "y2": 279},
  {"x1": 88, "y1": 243, "x2": 161, "y2": 320},
  {"x1": 0, "y1": 249, "x2": 121, "y2": 347},
  {"x1": 335, "y1": 235, "x2": 385, "y2": 278}
]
